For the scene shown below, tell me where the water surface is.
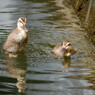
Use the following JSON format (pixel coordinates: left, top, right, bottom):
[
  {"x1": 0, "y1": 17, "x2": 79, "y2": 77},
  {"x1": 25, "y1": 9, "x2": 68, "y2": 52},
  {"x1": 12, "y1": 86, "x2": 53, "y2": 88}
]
[{"x1": 0, "y1": 0, "x2": 95, "y2": 95}]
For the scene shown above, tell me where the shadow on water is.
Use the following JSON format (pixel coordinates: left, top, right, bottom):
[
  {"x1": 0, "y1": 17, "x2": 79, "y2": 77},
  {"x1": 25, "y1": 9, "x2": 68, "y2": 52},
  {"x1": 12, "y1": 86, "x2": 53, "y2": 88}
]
[{"x1": 1, "y1": 0, "x2": 95, "y2": 95}]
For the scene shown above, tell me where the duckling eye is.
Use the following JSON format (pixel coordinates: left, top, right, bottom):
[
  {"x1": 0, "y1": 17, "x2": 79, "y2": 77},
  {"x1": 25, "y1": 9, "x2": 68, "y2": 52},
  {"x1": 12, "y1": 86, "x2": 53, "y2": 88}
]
[
  {"x1": 67, "y1": 43, "x2": 71, "y2": 46},
  {"x1": 19, "y1": 21, "x2": 23, "y2": 26},
  {"x1": 69, "y1": 44, "x2": 71, "y2": 45},
  {"x1": 19, "y1": 20, "x2": 23, "y2": 23},
  {"x1": 17, "y1": 21, "x2": 24, "y2": 29}
]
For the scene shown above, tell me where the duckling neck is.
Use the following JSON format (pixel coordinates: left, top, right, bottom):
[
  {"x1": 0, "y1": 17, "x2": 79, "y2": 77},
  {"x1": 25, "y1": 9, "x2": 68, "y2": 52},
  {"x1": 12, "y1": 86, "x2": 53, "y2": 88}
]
[
  {"x1": 16, "y1": 27, "x2": 27, "y2": 42},
  {"x1": 17, "y1": 26, "x2": 24, "y2": 31}
]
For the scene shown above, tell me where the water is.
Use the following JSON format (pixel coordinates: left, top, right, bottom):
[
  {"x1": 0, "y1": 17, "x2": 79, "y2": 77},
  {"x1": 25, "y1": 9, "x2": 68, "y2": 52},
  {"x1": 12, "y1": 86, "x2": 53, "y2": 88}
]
[{"x1": 0, "y1": 0, "x2": 95, "y2": 95}]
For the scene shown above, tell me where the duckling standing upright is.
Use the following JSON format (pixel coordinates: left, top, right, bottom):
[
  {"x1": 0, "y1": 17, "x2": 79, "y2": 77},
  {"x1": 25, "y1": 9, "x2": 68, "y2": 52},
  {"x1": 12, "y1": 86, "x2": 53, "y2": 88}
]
[
  {"x1": 3, "y1": 17, "x2": 28, "y2": 57},
  {"x1": 52, "y1": 41, "x2": 76, "y2": 58}
]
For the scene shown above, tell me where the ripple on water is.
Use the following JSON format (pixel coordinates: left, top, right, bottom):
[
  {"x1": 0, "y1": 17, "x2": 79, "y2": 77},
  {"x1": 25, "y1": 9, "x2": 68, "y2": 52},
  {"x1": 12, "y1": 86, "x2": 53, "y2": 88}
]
[{"x1": 0, "y1": 0, "x2": 95, "y2": 95}]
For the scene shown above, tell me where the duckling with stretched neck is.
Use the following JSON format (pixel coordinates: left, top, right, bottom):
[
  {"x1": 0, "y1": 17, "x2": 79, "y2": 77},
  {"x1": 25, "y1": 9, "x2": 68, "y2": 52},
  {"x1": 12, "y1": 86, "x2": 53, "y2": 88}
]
[
  {"x1": 3, "y1": 17, "x2": 28, "y2": 57},
  {"x1": 52, "y1": 41, "x2": 76, "y2": 58}
]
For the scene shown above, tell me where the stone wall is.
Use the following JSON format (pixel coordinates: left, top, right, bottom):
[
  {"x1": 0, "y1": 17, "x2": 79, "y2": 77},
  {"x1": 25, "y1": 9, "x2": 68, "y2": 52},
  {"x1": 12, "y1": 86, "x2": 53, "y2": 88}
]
[{"x1": 69, "y1": 0, "x2": 95, "y2": 44}]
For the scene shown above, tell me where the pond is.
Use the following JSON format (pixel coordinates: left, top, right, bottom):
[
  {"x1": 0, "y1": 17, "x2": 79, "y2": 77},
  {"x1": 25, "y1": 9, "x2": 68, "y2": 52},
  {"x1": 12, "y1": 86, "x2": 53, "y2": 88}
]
[{"x1": 0, "y1": 0, "x2": 95, "y2": 95}]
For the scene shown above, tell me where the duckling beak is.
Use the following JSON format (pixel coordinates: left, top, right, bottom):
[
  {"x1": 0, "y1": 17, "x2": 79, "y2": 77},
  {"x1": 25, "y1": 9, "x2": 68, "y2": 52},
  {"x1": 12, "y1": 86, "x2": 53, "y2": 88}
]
[{"x1": 60, "y1": 47, "x2": 66, "y2": 55}]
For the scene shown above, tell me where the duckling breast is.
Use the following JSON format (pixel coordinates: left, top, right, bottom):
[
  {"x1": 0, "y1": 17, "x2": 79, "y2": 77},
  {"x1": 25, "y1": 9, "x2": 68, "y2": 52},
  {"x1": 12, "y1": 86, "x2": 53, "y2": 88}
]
[{"x1": 16, "y1": 30, "x2": 27, "y2": 42}]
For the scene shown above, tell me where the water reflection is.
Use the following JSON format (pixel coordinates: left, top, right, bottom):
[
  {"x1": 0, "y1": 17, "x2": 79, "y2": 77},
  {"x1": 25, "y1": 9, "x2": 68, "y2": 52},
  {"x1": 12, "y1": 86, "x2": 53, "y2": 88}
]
[
  {"x1": 1, "y1": 0, "x2": 95, "y2": 95},
  {"x1": 61, "y1": 57, "x2": 71, "y2": 68},
  {"x1": 4, "y1": 54, "x2": 27, "y2": 93}
]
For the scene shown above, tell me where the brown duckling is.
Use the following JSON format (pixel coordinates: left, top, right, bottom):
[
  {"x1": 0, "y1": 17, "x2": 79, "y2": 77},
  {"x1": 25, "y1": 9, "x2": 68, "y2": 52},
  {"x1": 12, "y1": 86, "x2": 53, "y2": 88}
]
[
  {"x1": 3, "y1": 17, "x2": 28, "y2": 57},
  {"x1": 52, "y1": 41, "x2": 76, "y2": 58}
]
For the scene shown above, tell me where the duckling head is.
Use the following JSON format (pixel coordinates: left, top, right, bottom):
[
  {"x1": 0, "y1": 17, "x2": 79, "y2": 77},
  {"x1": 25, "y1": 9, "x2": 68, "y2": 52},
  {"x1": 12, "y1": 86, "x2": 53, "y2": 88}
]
[
  {"x1": 62, "y1": 41, "x2": 71, "y2": 49},
  {"x1": 17, "y1": 17, "x2": 28, "y2": 32},
  {"x1": 61, "y1": 41, "x2": 76, "y2": 57}
]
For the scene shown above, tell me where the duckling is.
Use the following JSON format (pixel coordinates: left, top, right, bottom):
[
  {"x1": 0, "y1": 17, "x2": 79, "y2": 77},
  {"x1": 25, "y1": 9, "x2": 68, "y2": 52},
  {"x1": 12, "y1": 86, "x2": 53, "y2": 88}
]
[
  {"x1": 52, "y1": 41, "x2": 76, "y2": 58},
  {"x1": 3, "y1": 17, "x2": 28, "y2": 57}
]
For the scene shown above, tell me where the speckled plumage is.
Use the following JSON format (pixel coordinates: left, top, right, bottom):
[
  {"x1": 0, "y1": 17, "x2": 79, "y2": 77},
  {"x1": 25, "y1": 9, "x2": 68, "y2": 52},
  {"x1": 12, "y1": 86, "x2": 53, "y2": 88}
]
[
  {"x1": 52, "y1": 41, "x2": 76, "y2": 57},
  {"x1": 3, "y1": 17, "x2": 28, "y2": 56}
]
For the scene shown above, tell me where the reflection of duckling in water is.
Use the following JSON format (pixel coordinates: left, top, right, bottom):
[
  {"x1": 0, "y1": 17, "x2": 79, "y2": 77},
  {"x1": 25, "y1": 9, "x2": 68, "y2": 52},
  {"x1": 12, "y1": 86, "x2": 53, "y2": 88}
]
[
  {"x1": 5, "y1": 54, "x2": 27, "y2": 93},
  {"x1": 61, "y1": 57, "x2": 71, "y2": 68},
  {"x1": 16, "y1": 75, "x2": 27, "y2": 93},
  {"x1": 52, "y1": 41, "x2": 76, "y2": 58},
  {"x1": 3, "y1": 17, "x2": 28, "y2": 57}
]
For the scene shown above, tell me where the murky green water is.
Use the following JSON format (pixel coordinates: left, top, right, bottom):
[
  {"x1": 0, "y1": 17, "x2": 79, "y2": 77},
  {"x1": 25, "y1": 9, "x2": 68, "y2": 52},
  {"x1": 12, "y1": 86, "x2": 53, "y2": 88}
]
[{"x1": 0, "y1": 0, "x2": 95, "y2": 95}]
